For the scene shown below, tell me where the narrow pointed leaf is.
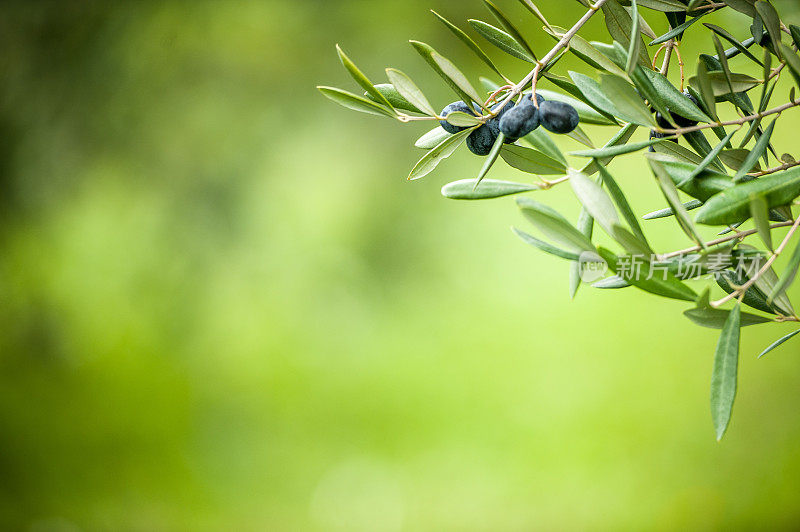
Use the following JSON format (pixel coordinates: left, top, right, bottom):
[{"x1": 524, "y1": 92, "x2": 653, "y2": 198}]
[
  {"x1": 597, "y1": 247, "x2": 698, "y2": 301},
  {"x1": 517, "y1": 0, "x2": 554, "y2": 32},
  {"x1": 571, "y1": 137, "x2": 672, "y2": 158},
  {"x1": 625, "y1": 0, "x2": 641, "y2": 75},
  {"x1": 689, "y1": 71, "x2": 761, "y2": 97},
  {"x1": 367, "y1": 84, "x2": 424, "y2": 114},
  {"x1": 571, "y1": 201, "x2": 596, "y2": 298},
  {"x1": 512, "y1": 227, "x2": 581, "y2": 261},
  {"x1": 547, "y1": 28, "x2": 628, "y2": 77},
  {"x1": 408, "y1": 127, "x2": 475, "y2": 180},
  {"x1": 703, "y1": 24, "x2": 764, "y2": 66},
  {"x1": 755, "y1": 1, "x2": 782, "y2": 56},
  {"x1": 430, "y1": 52, "x2": 483, "y2": 104},
  {"x1": 484, "y1": 0, "x2": 537, "y2": 61},
  {"x1": 710, "y1": 302, "x2": 741, "y2": 441},
  {"x1": 569, "y1": 71, "x2": 624, "y2": 119},
  {"x1": 600, "y1": 74, "x2": 656, "y2": 127},
  {"x1": 385, "y1": 69, "x2": 437, "y2": 116},
  {"x1": 468, "y1": 19, "x2": 536, "y2": 63},
  {"x1": 566, "y1": 125, "x2": 595, "y2": 148},
  {"x1": 410, "y1": 41, "x2": 482, "y2": 107},
  {"x1": 734, "y1": 117, "x2": 777, "y2": 182},
  {"x1": 523, "y1": 127, "x2": 567, "y2": 165},
  {"x1": 517, "y1": 198, "x2": 597, "y2": 253},
  {"x1": 445, "y1": 111, "x2": 482, "y2": 127},
  {"x1": 696, "y1": 61, "x2": 719, "y2": 120},
  {"x1": 431, "y1": 11, "x2": 506, "y2": 81},
  {"x1": 749, "y1": 195, "x2": 773, "y2": 251},
  {"x1": 650, "y1": 159, "x2": 707, "y2": 248},
  {"x1": 643, "y1": 199, "x2": 703, "y2": 219},
  {"x1": 415, "y1": 127, "x2": 450, "y2": 149},
  {"x1": 443, "y1": 179, "x2": 538, "y2": 199},
  {"x1": 688, "y1": 129, "x2": 737, "y2": 181},
  {"x1": 650, "y1": 15, "x2": 706, "y2": 45},
  {"x1": 475, "y1": 133, "x2": 506, "y2": 186},
  {"x1": 685, "y1": 307, "x2": 770, "y2": 328},
  {"x1": 569, "y1": 169, "x2": 620, "y2": 235},
  {"x1": 695, "y1": 165, "x2": 800, "y2": 225},
  {"x1": 337, "y1": 45, "x2": 395, "y2": 112},
  {"x1": 758, "y1": 329, "x2": 800, "y2": 358},
  {"x1": 641, "y1": 69, "x2": 712, "y2": 122},
  {"x1": 596, "y1": 162, "x2": 649, "y2": 244},
  {"x1": 601, "y1": 0, "x2": 650, "y2": 66},
  {"x1": 501, "y1": 144, "x2": 567, "y2": 175},
  {"x1": 638, "y1": 0, "x2": 687, "y2": 11},
  {"x1": 318, "y1": 86, "x2": 396, "y2": 117},
  {"x1": 580, "y1": 123, "x2": 639, "y2": 176},
  {"x1": 536, "y1": 89, "x2": 618, "y2": 125}
]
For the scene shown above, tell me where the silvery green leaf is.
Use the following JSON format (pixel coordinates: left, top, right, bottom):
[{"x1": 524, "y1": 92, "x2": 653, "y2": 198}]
[
  {"x1": 596, "y1": 162, "x2": 649, "y2": 245},
  {"x1": 512, "y1": 227, "x2": 581, "y2": 261},
  {"x1": 318, "y1": 86, "x2": 396, "y2": 117},
  {"x1": 641, "y1": 69, "x2": 712, "y2": 122},
  {"x1": 599, "y1": 74, "x2": 656, "y2": 127},
  {"x1": 601, "y1": 0, "x2": 650, "y2": 67},
  {"x1": 569, "y1": 169, "x2": 620, "y2": 235},
  {"x1": 695, "y1": 164, "x2": 800, "y2": 225},
  {"x1": 710, "y1": 302, "x2": 741, "y2": 441},
  {"x1": 597, "y1": 247, "x2": 698, "y2": 301},
  {"x1": 385, "y1": 68, "x2": 437, "y2": 116},
  {"x1": 517, "y1": 198, "x2": 597, "y2": 254},
  {"x1": 468, "y1": 19, "x2": 536, "y2": 63},
  {"x1": 650, "y1": 159, "x2": 707, "y2": 248},
  {"x1": 367, "y1": 84, "x2": 424, "y2": 114},
  {"x1": 685, "y1": 307, "x2": 770, "y2": 328},
  {"x1": 431, "y1": 11, "x2": 506, "y2": 81},
  {"x1": 570, "y1": 137, "x2": 670, "y2": 158},
  {"x1": 337, "y1": 45, "x2": 396, "y2": 112},
  {"x1": 643, "y1": 200, "x2": 703, "y2": 220},
  {"x1": 475, "y1": 133, "x2": 506, "y2": 186},
  {"x1": 443, "y1": 179, "x2": 538, "y2": 200},
  {"x1": 688, "y1": 71, "x2": 761, "y2": 97},
  {"x1": 755, "y1": 1, "x2": 782, "y2": 55},
  {"x1": 484, "y1": 0, "x2": 538, "y2": 61},
  {"x1": 625, "y1": 0, "x2": 641, "y2": 75},
  {"x1": 408, "y1": 127, "x2": 475, "y2": 180},
  {"x1": 415, "y1": 127, "x2": 451, "y2": 149},
  {"x1": 650, "y1": 15, "x2": 706, "y2": 45},
  {"x1": 410, "y1": 41, "x2": 483, "y2": 107},
  {"x1": 501, "y1": 145, "x2": 567, "y2": 175},
  {"x1": 638, "y1": 0, "x2": 689, "y2": 11},
  {"x1": 750, "y1": 195, "x2": 773, "y2": 251},
  {"x1": 758, "y1": 329, "x2": 800, "y2": 358},
  {"x1": 703, "y1": 24, "x2": 764, "y2": 66},
  {"x1": 446, "y1": 111, "x2": 482, "y2": 127}
]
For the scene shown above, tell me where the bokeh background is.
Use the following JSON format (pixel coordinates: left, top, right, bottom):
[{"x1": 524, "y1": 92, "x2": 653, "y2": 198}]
[{"x1": 2, "y1": 1, "x2": 800, "y2": 530}]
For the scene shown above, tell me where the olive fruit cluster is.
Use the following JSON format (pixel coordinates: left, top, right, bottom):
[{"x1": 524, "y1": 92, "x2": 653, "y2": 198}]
[{"x1": 438, "y1": 95, "x2": 580, "y2": 156}]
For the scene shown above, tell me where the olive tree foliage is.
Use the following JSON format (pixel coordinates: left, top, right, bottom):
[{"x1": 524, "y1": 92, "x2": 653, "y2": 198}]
[{"x1": 319, "y1": 0, "x2": 800, "y2": 440}]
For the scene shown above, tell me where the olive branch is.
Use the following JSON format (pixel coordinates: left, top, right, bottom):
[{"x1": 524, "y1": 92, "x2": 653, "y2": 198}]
[{"x1": 319, "y1": 0, "x2": 800, "y2": 440}]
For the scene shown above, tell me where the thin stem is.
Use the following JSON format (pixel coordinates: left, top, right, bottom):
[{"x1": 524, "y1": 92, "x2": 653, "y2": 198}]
[
  {"x1": 752, "y1": 159, "x2": 800, "y2": 177},
  {"x1": 659, "y1": 221, "x2": 795, "y2": 260},
  {"x1": 657, "y1": 98, "x2": 800, "y2": 135},
  {"x1": 711, "y1": 215, "x2": 800, "y2": 308}
]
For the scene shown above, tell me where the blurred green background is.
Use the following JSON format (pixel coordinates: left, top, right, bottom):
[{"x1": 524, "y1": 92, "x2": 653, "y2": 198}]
[{"x1": 2, "y1": 1, "x2": 800, "y2": 530}]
